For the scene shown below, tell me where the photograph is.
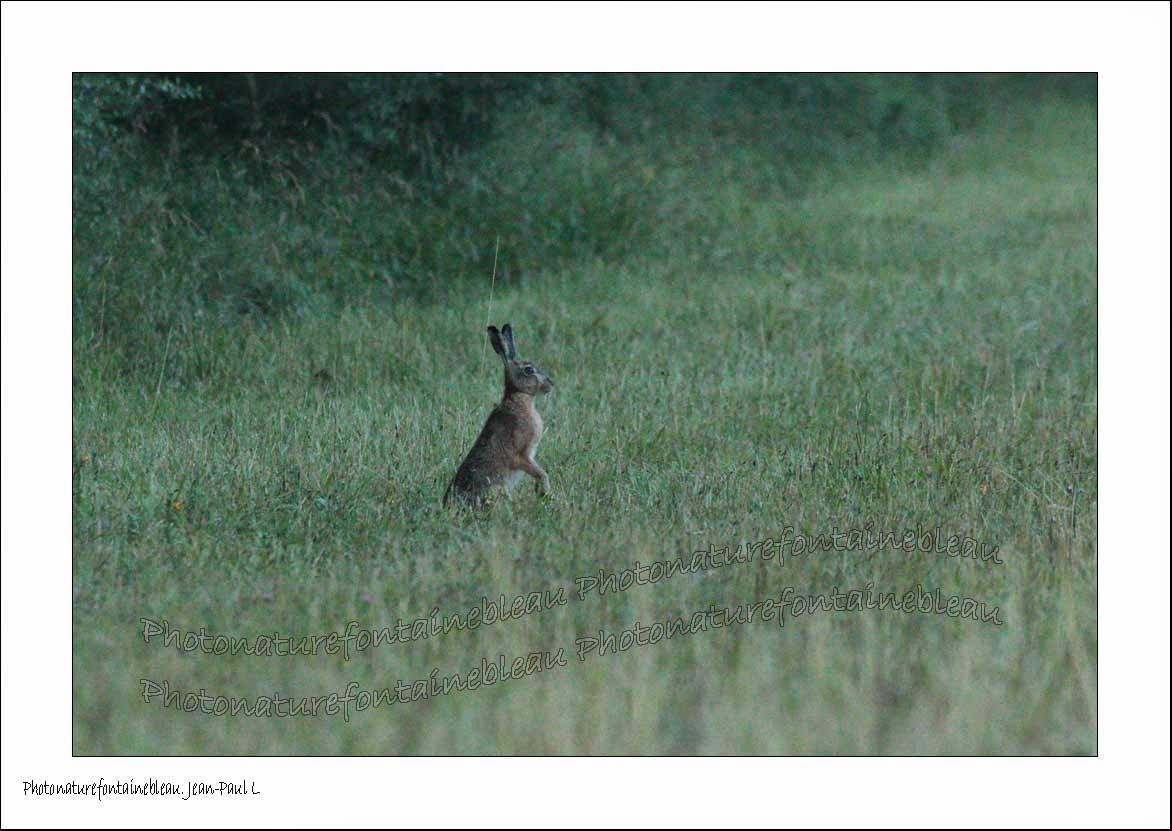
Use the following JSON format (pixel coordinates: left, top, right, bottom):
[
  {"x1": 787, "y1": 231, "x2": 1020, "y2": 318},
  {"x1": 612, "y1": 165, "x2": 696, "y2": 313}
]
[
  {"x1": 69, "y1": 70, "x2": 1098, "y2": 755},
  {"x1": 2, "y1": 2, "x2": 1169, "y2": 828}
]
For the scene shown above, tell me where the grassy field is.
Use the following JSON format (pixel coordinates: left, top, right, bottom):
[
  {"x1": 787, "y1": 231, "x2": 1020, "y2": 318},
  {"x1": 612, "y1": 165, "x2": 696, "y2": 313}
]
[{"x1": 72, "y1": 98, "x2": 1096, "y2": 755}]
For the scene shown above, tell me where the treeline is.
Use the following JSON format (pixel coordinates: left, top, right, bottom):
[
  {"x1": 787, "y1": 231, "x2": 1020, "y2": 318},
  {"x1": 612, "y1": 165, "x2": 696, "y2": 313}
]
[
  {"x1": 72, "y1": 73, "x2": 1094, "y2": 379},
  {"x1": 74, "y1": 73, "x2": 1094, "y2": 172}
]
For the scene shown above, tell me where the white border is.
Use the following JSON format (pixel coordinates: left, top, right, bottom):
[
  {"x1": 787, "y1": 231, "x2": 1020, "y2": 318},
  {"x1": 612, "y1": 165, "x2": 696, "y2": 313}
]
[{"x1": 3, "y1": 1, "x2": 1169, "y2": 828}]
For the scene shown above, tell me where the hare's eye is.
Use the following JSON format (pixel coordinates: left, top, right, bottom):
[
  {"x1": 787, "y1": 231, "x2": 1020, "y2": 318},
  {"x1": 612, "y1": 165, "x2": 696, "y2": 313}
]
[{"x1": 523, "y1": 366, "x2": 536, "y2": 376}]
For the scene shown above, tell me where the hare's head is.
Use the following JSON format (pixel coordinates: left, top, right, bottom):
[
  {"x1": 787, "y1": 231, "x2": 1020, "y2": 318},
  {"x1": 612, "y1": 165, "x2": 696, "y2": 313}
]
[{"x1": 488, "y1": 323, "x2": 554, "y2": 396}]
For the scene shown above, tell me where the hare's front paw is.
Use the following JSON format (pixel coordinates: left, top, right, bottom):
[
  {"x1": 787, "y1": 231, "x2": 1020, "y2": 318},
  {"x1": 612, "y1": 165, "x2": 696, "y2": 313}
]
[{"x1": 538, "y1": 475, "x2": 552, "y2": 498}]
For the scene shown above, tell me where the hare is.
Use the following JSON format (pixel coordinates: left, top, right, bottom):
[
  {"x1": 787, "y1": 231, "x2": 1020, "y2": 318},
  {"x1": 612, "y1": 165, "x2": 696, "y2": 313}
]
[{"x1": 443, "y1": 323, "x2": 555, "y2": 508}]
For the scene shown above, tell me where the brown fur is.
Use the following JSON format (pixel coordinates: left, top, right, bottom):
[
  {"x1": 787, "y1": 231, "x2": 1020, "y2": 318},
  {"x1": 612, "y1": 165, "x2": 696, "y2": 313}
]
[{"x1": 444, "y1": 324, "x2": 554, "y2": 508}]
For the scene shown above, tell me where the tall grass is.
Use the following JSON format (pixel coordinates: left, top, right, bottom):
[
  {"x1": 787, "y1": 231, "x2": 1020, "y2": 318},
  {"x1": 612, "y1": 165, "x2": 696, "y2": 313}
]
[{"x1": 72, "y1": 84, "x2": 1096, "y2": 754}]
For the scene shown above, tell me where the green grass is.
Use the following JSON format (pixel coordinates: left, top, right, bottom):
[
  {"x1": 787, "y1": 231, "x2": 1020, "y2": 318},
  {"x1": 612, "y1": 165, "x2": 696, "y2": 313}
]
[{"x1": 72, "y1": 100, "x2": 1096, "y2": 754}]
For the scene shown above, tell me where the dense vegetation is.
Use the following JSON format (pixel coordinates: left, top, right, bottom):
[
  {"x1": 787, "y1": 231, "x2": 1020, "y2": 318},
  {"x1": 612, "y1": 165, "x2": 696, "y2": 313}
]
[{"x1": 72, "y1": 73, "x2": 1093, "y2": 380}]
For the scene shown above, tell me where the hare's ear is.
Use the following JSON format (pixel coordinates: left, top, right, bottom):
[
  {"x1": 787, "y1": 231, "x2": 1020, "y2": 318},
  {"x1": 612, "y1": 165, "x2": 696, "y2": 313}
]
[
  {"x1": 500, "y1": 323, "x2": 517, "y2": 360},
  {"x1": 488, "y1": 326, "x2": 508, "y2": 361}
]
